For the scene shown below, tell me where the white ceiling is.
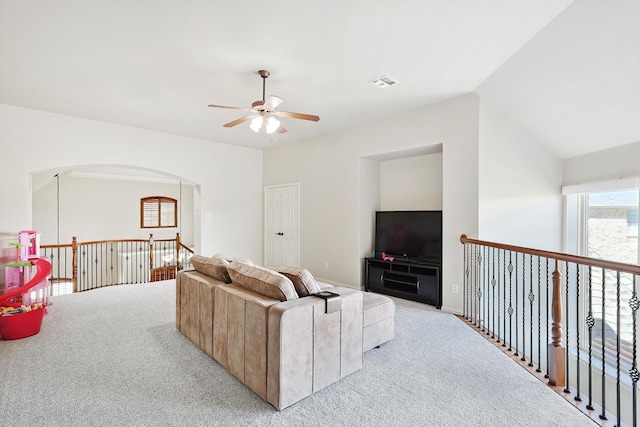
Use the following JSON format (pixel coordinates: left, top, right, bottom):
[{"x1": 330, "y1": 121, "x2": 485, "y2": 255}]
[{"x1": 1, "y1": 0, "x2": 638, "y2": 159}]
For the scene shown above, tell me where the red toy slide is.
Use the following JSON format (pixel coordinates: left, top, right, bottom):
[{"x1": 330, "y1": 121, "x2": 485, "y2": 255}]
[{"x1": 0, "y1": 257, "x2": 51, "y2": 340}]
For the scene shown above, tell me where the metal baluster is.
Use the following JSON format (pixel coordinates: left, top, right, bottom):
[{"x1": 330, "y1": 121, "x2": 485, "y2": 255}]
[
  {"x1": 616, "y1": 271, "x2": 621, "y2": 424},
  {"x1": 586, "y1": 266, "x2": 595, "y2": 411},
  {"x1": 508, "y1": 252, "x2": 514, "y2": 352},
  {"x1": 600, "y1": 267, "x2": 608, "y2": 420},
  {"x1": 536, "y1": 256, "x2": 542, "y2": 373},
  {"x1": 482, "y1": 246, "x2": 491, "y2": 335},
  {"x1": 478, "y1": 246, "x2": 489, "y2": 333},
  {"x1": 521, "y1": 253, "x2": 527, "y2": 362},
  {"x1": 564, "y1": 262, "x2": 571, "y2": 394},
  {"x1": 491, "y1": 247, "x2": 496, "y2": 339},
  {"x1": 463, "y1": 244, "x2": 467, "y2": 319},
  {"x1": 470, "y1": 245, "x2": 475, "y2": 325},
  {"x1": 528, "y1": 254, "x2": 534, "y2": 366},
  {"x1": 502, "y1": 249, "x2": 507, "y2": 348},
  {"x1": 81, "y1": 245, "x2": 87, "y2": 291},
  {"x1": 463, "y1": 243, "x2": 468, "y2": 319},
  {"x1": 497, "y1": 248, "x2": 501, "y2": 344},
  {"x1": 478, "y1": 247, "x2": 483, "y2": 330},
  {"x1": 515, "y1": 253, "x2": 519, "y2": 357},
  {"x1": 629, "y1": 275, "x2": 638, "y2": 427},
  {"x1": 575, "y1": 263, "x2": 582, "y2": 401}
]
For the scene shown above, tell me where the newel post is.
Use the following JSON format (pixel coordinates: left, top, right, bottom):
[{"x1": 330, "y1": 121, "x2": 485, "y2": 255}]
[
  {"x1": 548, "y1": 259, "x2": 566, "y2": 387},
  {"x1": 71, "y1": 236, "x2": 78, "y2": 293}
]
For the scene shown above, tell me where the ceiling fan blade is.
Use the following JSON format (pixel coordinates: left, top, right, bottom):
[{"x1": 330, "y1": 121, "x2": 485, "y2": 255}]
[
  {"x1": 263, "y1": 96, "x2": 284, "y2": 111},
  {"x1": 223, "y1": 115, "x2": 256, "y2": 128},
  {"x1": 274, "y1": 111, "x2": 320, "y2": 122},
  {"x1": 208, "y1": 104, "x2": 252, "y2": 111},
  {"x1": 276, "y1": 124, "x2": 287, "y2": 134}
]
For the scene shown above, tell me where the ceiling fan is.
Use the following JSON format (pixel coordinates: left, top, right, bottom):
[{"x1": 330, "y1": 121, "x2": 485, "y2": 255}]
[{"x1": 208, "y1": 70, "x2": 320, "y2": 134}]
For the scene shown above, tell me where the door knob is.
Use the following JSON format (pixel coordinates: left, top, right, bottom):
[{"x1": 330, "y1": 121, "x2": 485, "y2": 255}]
[{"x1": 276, "y1": 232, "x2": 284, "y2": 236}]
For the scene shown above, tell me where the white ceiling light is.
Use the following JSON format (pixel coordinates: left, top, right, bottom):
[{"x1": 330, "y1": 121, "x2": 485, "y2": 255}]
[
  {"x1": 249, "y1": 115, "x2": 281, "y2": 134},
  {"x1": 249, "y1": 116, "x2": 263, "y2": 132}
]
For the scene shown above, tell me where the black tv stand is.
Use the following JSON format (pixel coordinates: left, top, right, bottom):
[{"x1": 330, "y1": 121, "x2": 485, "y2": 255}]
[{"x1": 364, "y1": 257, "x2": 441, "y2": 308}]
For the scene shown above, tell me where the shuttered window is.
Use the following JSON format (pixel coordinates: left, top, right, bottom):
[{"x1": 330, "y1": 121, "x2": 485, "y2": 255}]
[{"x1": 141, "y1": 196, "x2": 177, "y2": 228}]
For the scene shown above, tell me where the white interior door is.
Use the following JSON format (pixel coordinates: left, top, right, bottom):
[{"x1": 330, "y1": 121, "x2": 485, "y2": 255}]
[{"x1": 264, "y1": 183, "x2": 300, "y2": 267}]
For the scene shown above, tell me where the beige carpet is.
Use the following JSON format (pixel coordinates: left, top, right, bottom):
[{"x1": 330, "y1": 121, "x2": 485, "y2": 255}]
[{"x1": 0, "y1": 280, "x2": 595, "y2": 426}]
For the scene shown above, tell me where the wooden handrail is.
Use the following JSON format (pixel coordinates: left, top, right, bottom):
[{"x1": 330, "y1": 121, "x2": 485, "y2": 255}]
[
  {"x1": 39, "y1": 233, "x2": 193, "y2": 292},
  {"x1": 460, "y1": 234, "x2": 640, "y2": 275}
]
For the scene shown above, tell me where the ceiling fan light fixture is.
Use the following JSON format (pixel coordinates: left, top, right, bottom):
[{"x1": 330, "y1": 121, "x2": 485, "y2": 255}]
[
  {"x1": 249, "y1": 116, "x2": 263, "y2": 132},
  {"x1": 265, "y1": 117, "x2": 280, "y2": 134}
]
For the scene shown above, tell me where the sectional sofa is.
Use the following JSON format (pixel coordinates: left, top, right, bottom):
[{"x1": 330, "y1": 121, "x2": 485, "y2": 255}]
[{"x1": 175, "y1": 254, "x2": 395, "y2": 410}]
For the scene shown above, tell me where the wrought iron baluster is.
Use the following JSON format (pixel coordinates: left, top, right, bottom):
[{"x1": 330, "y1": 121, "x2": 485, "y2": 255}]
[
  {"x1": 536, "y1": 256, "x2": 542, "y2": 373},
  {"x1": 616, "y1": 271, "x2": 621, "y2": 424},
  {"x1": 515, "y1": 253, "x2": 520, "y2": 356},
  {"x1": 528, "y1": 254, "x2": 534, "y2": 366},
  {"x1": 80, "y1": 245, "x2": 87, "y2": 291},
  {"x1": 508, "y1": 252, "x2": 513, "y2": 352},
  {"x1": 564, "y1": 263, "x2": 570, "y2": 394},
  {"x1": 463, "y1": 243, "x2": 468, "y2": 319},
  {"x1": 470, "y1": 244, "x2": 475, "y2": 325},
  {"x1": 478, "y1": 246, "x2": 489, "y2": 332},
  {"x1": 629, "y1": 275, "x2": 639, "y2": 427},
  {"x1": 497, "y1": 248, "x2": 501, "y2": 344},
  {"x1": 575, "y1": 263, "x2": 581, "y2": 401},
  {"x1": 478, "y1": 247, "x2": 483, "y2": 330},
  {"x1": 521, "y1": 253, "x2": 526, "y2": 362},
  {"x1": 491, "y1": 247, "x2": 496, "y2": 338},
  {"x1": 586, "y1": 266, "x2": 594, "y2": 411},
  {"x1": 600, "y1": 267, "x2": 608, "y2": 420},
  {"x1": 502, "y1": 249, "x2": 507, "y2": 348}
]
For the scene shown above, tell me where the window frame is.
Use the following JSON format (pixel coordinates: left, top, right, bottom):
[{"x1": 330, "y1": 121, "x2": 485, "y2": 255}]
[
  {"x1": 563, "y1": 181, "x2": 640, "y2": 371},
  {"x1": 140, "y1": 196, "x2": 178, "y2": 229}
]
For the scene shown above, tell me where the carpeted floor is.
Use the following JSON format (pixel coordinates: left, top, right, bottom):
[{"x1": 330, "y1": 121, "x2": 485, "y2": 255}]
[{"x1": 0, "y1": 280, "x2": 595, "y2": 426}]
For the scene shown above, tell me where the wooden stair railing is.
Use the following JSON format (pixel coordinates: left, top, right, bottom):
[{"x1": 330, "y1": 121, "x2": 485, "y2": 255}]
[
  {"x1": 460, "y1": 234, "x2": 640, "y2": 427},
  {"x1": 40, "y1": 233, "x2": 194, "y2": 293}
]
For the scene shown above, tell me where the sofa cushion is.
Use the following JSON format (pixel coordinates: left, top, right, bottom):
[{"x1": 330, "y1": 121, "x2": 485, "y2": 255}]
[
  {"x1": 190, "y1": 255, "x2": 231, "y2": 284},
  {"x1": 214, "y1": 253, "x2": 254, "y2": 266},
  {"x1": 274, "y1": 266, "x2": 321, "y2": 297},
  {"x1": 227, "y1": 261, "x2": 298, "y2": 301}
]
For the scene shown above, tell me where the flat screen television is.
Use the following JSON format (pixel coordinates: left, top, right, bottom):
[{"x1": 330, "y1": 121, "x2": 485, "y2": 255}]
[{"x1": 374, "y1": 210, "x2": 442, "y2": 262}]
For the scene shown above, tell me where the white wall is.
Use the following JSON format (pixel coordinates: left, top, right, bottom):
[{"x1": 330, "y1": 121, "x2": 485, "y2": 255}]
[
  {"x1": 32, "y1": 175, "x2": 194, "y2": 245},
  {"x1": 563, "y1": 140, "x2": 640, "y2": 186},
  {"x1": 359, "y1": 157, "x2": 380, "y2": 263},
  {"x1": 380, "y1": 153, "x2": 443, "y2": 211},
  {"x1": 478, "y1": 100, "x2": 564, "y2": 251},
  {"x1": 0, "y1": 104, "x2": 263, "y2": 264},
  {"x1": 264, "y1": 94, "x2": 480, "y2": 314}
]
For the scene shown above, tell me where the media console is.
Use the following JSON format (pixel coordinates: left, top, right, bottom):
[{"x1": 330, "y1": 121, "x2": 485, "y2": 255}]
[{"x1": 364, "y1": 257, "x2": 442, "y2": 308}]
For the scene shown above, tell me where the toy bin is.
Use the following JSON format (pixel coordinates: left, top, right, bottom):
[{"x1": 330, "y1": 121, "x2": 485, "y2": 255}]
[
  {"x1": 0, "y1": 306, "x2": 45, "y2": 340},
  {"x1": 0, "y1": 257, "x2": 51, "y2": 340}
]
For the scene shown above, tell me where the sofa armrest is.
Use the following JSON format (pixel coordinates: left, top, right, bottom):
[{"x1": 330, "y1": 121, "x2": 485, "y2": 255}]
[{"x1": 267, "y1": 287, "x2": 363, "y2": 410}]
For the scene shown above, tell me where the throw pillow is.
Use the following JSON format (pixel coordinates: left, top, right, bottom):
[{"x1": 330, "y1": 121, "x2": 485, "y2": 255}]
[
  {"x1": 274, "y1": 266, "x2": 321, "y2": 297},
  {"x1": 190, "y1": 255, "x2": 232, "y2": 283},
  {"x1": 227, "y1": 261, "x2": 298, "y2": 301}
]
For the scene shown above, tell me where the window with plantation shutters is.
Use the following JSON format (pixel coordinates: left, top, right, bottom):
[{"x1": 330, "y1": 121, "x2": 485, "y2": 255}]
[{"x1": 141, "y1": 196, "x2": 177, "y2": 228}]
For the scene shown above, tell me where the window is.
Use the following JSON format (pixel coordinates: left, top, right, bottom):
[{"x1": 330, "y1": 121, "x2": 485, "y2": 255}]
[
  {"x1": 564, "y1": 182, "x2": 640, "y2": 368},
  {"x1": 586, "y1": 189, "x2": 639, "y2": 262},
  {"x1": 141, "y1": 196, "x2": 177, "y2": 228}
]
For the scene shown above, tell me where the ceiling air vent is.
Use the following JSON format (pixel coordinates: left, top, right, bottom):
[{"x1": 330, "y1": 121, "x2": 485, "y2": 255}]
[{"x1": 369, "y1": 75, "x2": 398, "y2": 88}]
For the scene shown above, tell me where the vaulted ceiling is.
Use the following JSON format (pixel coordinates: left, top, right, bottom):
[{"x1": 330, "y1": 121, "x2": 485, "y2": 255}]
[{"x1": 1, "y1": 0, "x2": 638, "y2": 159}]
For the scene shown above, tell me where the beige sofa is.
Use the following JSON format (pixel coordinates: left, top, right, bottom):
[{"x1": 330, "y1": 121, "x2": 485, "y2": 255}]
[{"x1": 175, "y1": 255, "x2": 395, "y2": 410}]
